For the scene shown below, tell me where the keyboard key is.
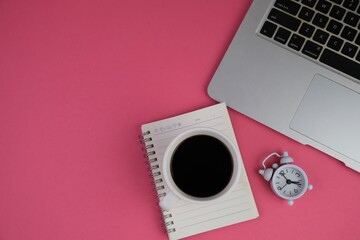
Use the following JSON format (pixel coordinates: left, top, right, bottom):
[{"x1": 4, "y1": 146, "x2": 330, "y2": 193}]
[
  {"x1": 330, "y1": 5, "x2": 346, "y2": 20},
  {"x1": 313, "y1": 13, "x2": 330, "y2": 28},
  {"x1": 320, "y1": 49, "x2": 360, "y2": 79},
  {"x1": 356, "y1": 33, "x2": 360, "y2": 44},
  {"x1": 299, "y1": 7, "x2": 315, "y2": 21},
  {"x1": 327, "y1": 35, "x2": 344, "y2": 50},
  {"x1": 316, "y1": 0, "x2": 333, "y2": 14},
  {"x1": 341, "y1": 42, "x2": 358, "y2": 57},
  {"x1": 313, "y1": 29, "x2": 330, "y2": 44},
  {"x1": 344, "y1": 12, "x2": 360, "y2": 27},
  {"x1": 326, "y1": 19, "x2": 344, "y2": 34},
  {"x1": 274, "y1": 0, "x2": 301, "y2": 15},
  {"x1": 356, "y1": 51, "x2": 360, "y2": 61},
  {"x1": 274, "y1": 27, "x2": 291, "y2": 44},
  {"x1": 260, "y1": 21, "x2": 278, "y2": 38},
  {"x1": 268, "y1": 8, "x2": 301, "y2": 31},
  {"x1": 288, "y1": 34, "x2": 305, "y2": 51},
  {"x1": 330, "y1": 0, "x2": 343, "y2": 4},
  {"x1": 341, "y1": 26, "x2": 357, "y2": 41},
  {"x1": 302, "y1": 0, "x2": 317, "y2": 7},
  {"x1": 302, "y1": 40, "x2": 323, "y2": 59},
  {"x1": 299, "y1": 22, "x2": 316, "y2": 37},
  {"x1": 343, "y1": 0, "x2": 359, "y2": 11}
]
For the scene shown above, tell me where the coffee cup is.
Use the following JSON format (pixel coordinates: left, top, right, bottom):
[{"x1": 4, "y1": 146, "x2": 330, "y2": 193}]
[{"x1": 159, "y1": 128, "x2": 241, "y2": 211}]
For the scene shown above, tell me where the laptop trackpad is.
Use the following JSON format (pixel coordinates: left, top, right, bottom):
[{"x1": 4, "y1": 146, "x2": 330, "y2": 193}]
[{"x1": 290, "y1": 74, "x2": 360, "y2": 162}]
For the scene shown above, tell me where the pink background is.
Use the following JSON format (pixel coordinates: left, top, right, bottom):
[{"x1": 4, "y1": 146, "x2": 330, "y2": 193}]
[{"x1": 1, "y1": 0, "x2": 359, "y2": 239}]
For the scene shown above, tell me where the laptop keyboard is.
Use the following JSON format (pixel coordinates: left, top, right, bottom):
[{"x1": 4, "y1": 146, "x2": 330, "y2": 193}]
[{"x1": 259, "y1": 0, "x2": 360, "y2": 80}]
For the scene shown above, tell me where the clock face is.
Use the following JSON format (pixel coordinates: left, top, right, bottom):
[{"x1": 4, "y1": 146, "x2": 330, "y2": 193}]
[{"x1": 271, "y1": 165, "x2": 308, "y2": 200}]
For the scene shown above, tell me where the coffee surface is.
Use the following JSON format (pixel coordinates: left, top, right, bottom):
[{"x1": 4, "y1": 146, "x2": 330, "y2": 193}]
[{"x1": 170, "y1": 135, "x2": 233, "y2": 198}]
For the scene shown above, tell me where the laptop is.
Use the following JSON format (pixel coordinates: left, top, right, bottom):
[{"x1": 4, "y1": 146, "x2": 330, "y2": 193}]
[{"x1": 208, "y1": 0, "x2": 360, "y2": 172}]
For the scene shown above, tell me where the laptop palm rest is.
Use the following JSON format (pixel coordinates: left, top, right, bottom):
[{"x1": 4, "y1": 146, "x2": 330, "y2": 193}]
[{"x1": 290, "y1": 74, "x2": 360, "y2": 162}]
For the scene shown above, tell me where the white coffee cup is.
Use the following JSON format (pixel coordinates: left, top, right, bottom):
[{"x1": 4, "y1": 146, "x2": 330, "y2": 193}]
[{"x1": 159, "y1": 128, "x2": 241, "y2": 211}]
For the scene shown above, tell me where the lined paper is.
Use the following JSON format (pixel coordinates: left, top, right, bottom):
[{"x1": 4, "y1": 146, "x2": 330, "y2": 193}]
[{"x1": 141, "y1": 103, "x2": 259, "y2": 240}]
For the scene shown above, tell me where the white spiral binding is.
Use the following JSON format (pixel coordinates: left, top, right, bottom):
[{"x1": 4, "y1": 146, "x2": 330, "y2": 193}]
[{"x1": 140, "y1": 130, "x2": 175, "y2": 234}]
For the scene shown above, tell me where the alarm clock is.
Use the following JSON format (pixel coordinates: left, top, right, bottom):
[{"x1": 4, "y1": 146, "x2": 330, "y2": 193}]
[{"x1": 259, "y1": 152, "x2": 313, "y2": 205}]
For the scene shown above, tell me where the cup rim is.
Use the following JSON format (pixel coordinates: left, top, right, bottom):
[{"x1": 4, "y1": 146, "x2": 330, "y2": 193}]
[{"x1": 162, "y1": 127, "x2": 241, "y2": 204}]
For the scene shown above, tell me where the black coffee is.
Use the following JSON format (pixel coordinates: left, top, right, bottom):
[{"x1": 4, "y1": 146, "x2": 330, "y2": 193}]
[{"x1": 170, "y1": 135, "x2": 233, "y2": 198}]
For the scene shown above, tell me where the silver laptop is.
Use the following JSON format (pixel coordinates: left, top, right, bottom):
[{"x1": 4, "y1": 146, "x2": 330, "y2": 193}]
[{"x1": 208, "y1": 0, "x2": 360, "y2": 172}]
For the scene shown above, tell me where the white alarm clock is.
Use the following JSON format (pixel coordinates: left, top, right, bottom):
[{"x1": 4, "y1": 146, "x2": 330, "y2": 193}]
[{"x1": 259, "y1": 152, "x2": 313, "y2": 205}]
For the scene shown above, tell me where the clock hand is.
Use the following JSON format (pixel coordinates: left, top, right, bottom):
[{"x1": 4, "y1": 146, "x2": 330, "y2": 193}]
[
  {"x1": 279, "y1": 171, "x2": 289, "y2": 180},
  {"x1": 284, "y1": 178, "x2": 301, "y2": 186},
  {"x1": 279, "y1": 183, "x2": 288, "y2": 190},
  {"x1": 289, "y1": 180, "x2": 302, "y2": 186}
]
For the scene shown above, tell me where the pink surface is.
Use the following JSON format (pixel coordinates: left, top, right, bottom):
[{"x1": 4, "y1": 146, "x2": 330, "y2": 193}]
[{"x1": 0, "y1": 0, "x2": 359, "y2": 239}]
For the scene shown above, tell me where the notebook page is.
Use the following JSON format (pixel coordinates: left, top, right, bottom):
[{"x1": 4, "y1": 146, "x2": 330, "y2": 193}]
[{"x1": 141, "y1": 103, "x2": 258, "y2": 240}]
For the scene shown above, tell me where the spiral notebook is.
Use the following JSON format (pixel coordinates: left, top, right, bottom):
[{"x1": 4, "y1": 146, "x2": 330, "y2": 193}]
[{"x1": 140, "y1": 103, "x2": 259, "y2": 239}]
